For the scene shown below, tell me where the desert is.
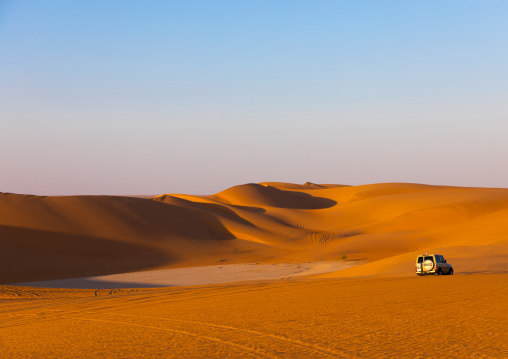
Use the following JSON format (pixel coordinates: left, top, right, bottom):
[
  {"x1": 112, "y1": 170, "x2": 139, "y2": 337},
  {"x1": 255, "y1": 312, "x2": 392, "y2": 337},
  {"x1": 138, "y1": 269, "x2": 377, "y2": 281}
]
[
  {"x1": 1, "y1": 182, "x2": 508, "y2": 358},
  {"x1": 3, "y1": 1, "x2": 507, "y2": 357}
]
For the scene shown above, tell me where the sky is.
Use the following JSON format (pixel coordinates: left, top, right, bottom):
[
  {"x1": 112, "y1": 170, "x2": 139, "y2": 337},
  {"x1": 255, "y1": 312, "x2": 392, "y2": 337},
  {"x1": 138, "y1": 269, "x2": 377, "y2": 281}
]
[{"x1": 1, "y1": 0, "x2": 507, "y2": 195}]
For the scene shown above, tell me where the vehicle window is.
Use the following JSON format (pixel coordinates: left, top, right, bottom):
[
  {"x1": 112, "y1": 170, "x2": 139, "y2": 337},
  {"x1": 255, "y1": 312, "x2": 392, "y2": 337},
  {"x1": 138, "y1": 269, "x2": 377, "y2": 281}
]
[
  {"x1": 436, "y1": 255, "x2": 442, "y2": 263},
  {"x1": 424, "y1": 256, "x2": 433, "y2": 262},
  {"x1": 418, "y1": 257, "x2": 423, "y2": 263}
]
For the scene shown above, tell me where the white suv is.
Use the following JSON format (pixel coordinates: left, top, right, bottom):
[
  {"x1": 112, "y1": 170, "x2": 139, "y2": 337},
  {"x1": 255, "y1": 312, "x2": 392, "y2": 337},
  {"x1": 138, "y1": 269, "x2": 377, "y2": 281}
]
[{"x1": 416, "y1": 254, "x2": 453, "y2": 276}]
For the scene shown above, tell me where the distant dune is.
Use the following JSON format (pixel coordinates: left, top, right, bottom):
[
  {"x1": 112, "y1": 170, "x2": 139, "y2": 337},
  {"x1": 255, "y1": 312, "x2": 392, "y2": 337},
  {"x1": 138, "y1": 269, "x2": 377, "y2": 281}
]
[{"x1": 1, "y1": 182, "x2": 508, "y2": 284}]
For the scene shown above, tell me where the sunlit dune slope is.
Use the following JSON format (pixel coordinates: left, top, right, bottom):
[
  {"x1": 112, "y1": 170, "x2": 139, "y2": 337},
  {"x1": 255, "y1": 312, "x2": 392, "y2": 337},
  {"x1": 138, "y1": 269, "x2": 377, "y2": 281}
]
[{"x1": 1, "y1": 182, "x2": 508, "y2": 283}]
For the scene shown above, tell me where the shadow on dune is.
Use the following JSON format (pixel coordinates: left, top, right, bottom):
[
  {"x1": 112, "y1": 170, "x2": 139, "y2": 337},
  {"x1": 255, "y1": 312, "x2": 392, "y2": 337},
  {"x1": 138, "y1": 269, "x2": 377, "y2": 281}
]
[
  {"x1": 0, "y1": 194, "x2": 249, "y2": 284},
  {"x1": 229, "y1": 204, "x2": 266, "y2": 213},
  {"x1": 153, "y1": 193, "x2": 266, "y2": 227},
  {"x1": 96, "y1": 196, "x2": 237, "y2": 242},
  {"x1": 339, "y1": 230, "x2": 364, "y2": 238},
  {"x1": 288, "y1": 192, "x2": 337, "y2": 209},
  {"x1": 184, "y1": 201, "x2": 264, "y2": 224},
  {"x1": 213, "y1": 183, "x2": 337, "y2": 209},
  {"x1": 15, "y1": 277, "x2": 171, "y2": 290},
  {"x1": 0, "y1": 225, "x2": 171, "y2": 284}
]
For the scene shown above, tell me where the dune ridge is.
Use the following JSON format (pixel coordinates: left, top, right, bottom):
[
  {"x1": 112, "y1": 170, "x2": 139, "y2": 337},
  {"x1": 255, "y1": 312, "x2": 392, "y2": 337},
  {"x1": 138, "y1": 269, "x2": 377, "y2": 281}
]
[{"x1": 1, "y1": 182, "x2": 508, "y2": 284}]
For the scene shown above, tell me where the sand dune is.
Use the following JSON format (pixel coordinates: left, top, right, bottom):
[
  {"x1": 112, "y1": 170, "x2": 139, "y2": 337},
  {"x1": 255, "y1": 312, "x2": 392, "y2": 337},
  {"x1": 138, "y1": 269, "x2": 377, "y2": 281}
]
[
  {"x1": 1, "y1": 182, "x2": 508, "y2": 284},
  {"x1": 210, "y1": 183, "x2": 337, "y2": 209},
  {"x1": 2, "y1": 182, "x2": 508, "y2": 357}
]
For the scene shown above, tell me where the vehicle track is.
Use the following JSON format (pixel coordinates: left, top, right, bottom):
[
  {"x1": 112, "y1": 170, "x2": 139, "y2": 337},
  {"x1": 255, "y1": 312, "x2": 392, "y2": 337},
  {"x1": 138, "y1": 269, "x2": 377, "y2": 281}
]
[
  {"x1": 68, "y1": 316, "x2": 282, "y2": 358},
  {"x1": 90, "y1": 312, "x2": 352, "y2": 358}
]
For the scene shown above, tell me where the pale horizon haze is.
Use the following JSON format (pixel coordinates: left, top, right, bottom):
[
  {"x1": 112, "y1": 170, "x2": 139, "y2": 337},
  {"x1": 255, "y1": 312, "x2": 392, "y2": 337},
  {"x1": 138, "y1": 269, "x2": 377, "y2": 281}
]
[{"x1": 1, "y1": 1, "x2": 507, "y2": 195}]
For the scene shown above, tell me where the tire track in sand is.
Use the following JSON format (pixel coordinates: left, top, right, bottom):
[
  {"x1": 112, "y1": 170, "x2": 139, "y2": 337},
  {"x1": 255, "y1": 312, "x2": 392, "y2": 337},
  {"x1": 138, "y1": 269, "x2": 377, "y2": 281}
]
[
  {"x1": 88, "y1": 312, "x2": 352, "y2": 358},
  {"x1": 68, "y1": 316, "x2": 282, "y2": 359}
]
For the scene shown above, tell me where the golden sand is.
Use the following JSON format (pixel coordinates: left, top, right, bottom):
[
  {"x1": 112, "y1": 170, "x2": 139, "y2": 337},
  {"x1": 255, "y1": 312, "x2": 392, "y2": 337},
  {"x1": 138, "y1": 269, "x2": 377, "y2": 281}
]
[
  {"x1": 1, "y1": 182, "x2": 508, "y2": 357},
  {"x1": 2, "y1": 274, "x2": 507, "y2": 358}
]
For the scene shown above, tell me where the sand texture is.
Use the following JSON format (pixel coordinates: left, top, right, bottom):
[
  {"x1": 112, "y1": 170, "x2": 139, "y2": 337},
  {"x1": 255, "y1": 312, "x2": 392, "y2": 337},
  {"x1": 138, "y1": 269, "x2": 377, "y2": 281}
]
[
  {"x1": 1, "y1": 182, "x2": 508, "y2": 357},
  {"x1": 2, "y1": 275, "x2": 507, "y2": 358}
]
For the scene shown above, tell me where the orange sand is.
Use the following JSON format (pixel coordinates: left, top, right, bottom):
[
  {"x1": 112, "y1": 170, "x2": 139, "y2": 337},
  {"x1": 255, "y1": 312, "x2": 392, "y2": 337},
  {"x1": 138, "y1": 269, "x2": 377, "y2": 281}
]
[
  {"x1": 1, "y1": 182, "x2": 508, "y2": 357},
  {"x1": 2, "y1": 182, "x2": 508, "y2": 283},
  {"x1": 2, "y1": 274, "x2": 507, "y2": 358}
]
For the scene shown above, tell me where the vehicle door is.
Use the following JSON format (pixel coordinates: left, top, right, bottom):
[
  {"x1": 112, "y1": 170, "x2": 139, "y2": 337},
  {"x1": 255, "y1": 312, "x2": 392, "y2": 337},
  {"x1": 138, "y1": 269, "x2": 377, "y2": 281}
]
[
  {"x1": 435, "y1": 255, "x2": 442, "y2": 273},
  {"x1": 437, "y1": 255, "x2": 446, "y2": 273},
  {"x1": 416, "y1": 256, "x2": 423, "y2": 273},
  {"x1": 440, "y1": 256, "x2": 450, "y2": 274}
]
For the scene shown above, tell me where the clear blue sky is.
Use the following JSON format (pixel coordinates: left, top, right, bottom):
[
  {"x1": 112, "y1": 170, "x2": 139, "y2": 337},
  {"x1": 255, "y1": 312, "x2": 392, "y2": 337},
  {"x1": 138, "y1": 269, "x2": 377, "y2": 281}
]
[{"x1": 1, "y1": 1, "x2": 507, "y2": 195}]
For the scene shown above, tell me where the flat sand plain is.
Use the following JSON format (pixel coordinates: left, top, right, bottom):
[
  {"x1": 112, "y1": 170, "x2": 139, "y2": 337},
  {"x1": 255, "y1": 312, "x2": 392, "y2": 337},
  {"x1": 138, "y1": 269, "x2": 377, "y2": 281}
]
[
  {"x1": 14, "y1": 261, "x2": 354, "y2": 289},
  {"x1": 1, "y1": 182, "x2": 508, "y2": 357},
  {"x1": 2, "y1": 274, "x2": 507, "y2": 358}
]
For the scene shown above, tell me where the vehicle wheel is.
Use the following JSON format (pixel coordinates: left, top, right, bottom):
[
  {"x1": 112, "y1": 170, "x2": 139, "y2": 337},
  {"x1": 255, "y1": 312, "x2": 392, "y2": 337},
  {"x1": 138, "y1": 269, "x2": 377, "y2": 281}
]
[
  {"x1": 436, "y1": 269, "x2": 442, "y2": 276},
  {"x1": 448, "y1": 268, "x2": 453, "y2": 275}
]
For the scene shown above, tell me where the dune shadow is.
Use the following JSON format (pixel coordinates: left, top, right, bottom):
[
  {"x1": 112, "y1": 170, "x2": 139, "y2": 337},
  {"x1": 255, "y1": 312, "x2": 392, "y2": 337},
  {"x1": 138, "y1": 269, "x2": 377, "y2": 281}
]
[
  {"x1": 230, "y1": 204, "x2": 267, "y2": 213},
  {"x1": 213, "y1": 183, "x2": 337, "y2": 210},
  {"x1": 289, "y1": 191, "x2": 337, "y2": 209},
  {"x1": 339, "y1": 230, "x2": 363, "y2": 238},
  {"x1": 112, "y1": 197, "x2": 237, "y2": 242},
  {"x1": 259, "y1": 187, "x2": 338, "y2": 209},
  {"x1": 15, "y1": 277, "x2": 172, "y2": 290},
  {"x1": 194, "y1": 202, "x2": 265, "y2": 222},
  {"x1": 0, "y1": 225, "x2": 172, "y2": 285}
]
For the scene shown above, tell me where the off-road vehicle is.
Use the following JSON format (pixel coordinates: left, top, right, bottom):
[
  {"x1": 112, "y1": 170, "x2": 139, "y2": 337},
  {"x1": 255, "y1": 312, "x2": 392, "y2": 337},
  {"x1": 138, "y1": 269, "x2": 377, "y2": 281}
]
[{"x1": 415, "y1": 254, "x2": 453, "y2": 276}]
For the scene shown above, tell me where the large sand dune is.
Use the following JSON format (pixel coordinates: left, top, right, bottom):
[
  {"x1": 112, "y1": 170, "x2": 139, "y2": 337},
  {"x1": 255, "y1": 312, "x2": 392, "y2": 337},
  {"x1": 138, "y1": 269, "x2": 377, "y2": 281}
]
[
  {"x1": 2, "y1": 182, "x2": 508, "y2": 357},
  {"x1": 2, "y1": 182, "x2": 508, "y2": 284}
]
